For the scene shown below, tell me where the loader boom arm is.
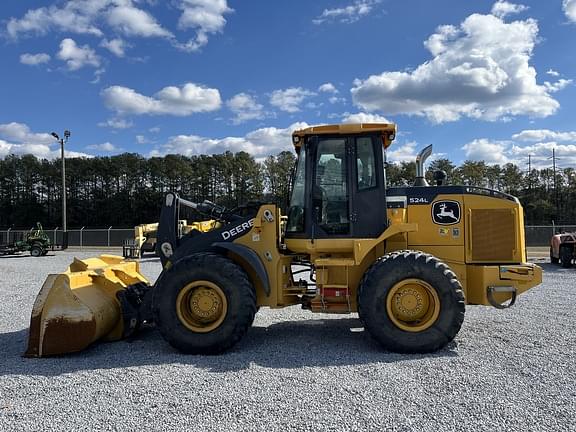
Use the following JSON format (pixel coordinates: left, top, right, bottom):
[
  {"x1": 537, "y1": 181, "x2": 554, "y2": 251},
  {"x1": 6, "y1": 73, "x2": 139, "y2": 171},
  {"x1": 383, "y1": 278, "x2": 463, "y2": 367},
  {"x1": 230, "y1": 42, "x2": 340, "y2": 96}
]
[{"x1": 156, "y1": 193, "x2": 243, "y2": 266}]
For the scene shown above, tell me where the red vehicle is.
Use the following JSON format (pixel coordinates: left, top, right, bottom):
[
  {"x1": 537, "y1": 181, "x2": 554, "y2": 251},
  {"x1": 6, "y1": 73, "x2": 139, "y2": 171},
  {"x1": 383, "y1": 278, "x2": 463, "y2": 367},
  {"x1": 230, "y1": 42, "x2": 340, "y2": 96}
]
[{"x1": 550, "y1": 232, "x2": 576, "y2": 268}]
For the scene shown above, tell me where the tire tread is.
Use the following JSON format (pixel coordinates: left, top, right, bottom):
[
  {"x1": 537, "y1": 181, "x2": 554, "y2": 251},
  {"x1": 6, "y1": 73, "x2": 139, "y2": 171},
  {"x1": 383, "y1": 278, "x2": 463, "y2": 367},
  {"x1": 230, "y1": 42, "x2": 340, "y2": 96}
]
[
  {"x1": 153, "y1": 252, "x2": 257, "y2": 354},
  {"x1": 358, "y1": 250, "x2": 465, "y2": 353}
]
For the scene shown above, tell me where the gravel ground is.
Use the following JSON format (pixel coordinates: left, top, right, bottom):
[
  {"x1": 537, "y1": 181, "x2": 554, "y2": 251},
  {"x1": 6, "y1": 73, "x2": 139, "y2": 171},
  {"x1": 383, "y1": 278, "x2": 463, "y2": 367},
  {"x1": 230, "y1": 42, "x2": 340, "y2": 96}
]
[{"x1": 0, "y1": 251, "x2": 575, "y2": 432}]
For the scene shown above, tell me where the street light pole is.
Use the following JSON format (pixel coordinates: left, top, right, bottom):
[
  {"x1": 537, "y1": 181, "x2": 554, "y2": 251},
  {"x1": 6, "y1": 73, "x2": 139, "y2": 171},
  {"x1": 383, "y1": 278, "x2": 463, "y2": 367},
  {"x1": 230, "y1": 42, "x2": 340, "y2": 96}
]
[{"x1": 52, "y1": 130, "x2": 71, "y2": 232}]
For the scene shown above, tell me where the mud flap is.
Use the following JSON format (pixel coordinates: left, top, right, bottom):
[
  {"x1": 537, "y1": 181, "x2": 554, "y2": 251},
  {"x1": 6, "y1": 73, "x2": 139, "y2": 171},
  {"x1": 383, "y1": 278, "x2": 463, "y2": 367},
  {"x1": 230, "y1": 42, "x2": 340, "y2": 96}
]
[{"x1": 25, "y1": 255, "x2": 150, "y2": 357}]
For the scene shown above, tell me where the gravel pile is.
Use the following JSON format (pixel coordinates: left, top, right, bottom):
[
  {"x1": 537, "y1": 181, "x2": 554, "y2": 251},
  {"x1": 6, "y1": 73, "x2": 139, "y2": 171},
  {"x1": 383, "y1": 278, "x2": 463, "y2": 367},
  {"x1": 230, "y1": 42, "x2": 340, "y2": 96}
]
[{"x1": 0, "y1": 251, "x2": 574, "y2": 431}]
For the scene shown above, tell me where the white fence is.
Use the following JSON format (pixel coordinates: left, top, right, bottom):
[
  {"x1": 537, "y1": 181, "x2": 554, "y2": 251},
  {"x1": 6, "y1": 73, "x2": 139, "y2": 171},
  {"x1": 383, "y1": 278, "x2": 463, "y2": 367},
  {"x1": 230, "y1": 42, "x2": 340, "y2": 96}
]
[{"x1": 2, "y1": 225, "x2": 576, "y2": 248}]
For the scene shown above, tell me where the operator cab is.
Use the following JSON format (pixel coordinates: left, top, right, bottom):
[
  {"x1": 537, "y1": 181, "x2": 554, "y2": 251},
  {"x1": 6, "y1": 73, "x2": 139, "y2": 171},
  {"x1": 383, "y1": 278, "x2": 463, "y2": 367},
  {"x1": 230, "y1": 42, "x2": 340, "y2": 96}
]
[{"x1": 285, "y1": 124, "x2": 396, "y2": 239}]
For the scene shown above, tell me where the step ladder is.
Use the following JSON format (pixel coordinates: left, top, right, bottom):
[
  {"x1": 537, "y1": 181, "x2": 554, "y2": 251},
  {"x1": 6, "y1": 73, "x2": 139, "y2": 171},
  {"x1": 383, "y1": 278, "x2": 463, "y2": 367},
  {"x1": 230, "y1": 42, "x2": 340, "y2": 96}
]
[{"x1": 312, "y1": 258, "x2": 355, "y2": 313}]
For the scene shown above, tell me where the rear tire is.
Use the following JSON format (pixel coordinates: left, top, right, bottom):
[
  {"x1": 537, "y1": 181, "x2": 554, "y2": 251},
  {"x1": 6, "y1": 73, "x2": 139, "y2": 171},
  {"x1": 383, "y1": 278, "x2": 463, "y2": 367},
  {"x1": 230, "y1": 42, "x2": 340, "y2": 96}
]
[
  {"x1": 550, "y1": 247, "x2": 559, "y2": 264},
  {"x1": 358, "y1": 250, "x2": 465, "y2": 353},
  {"x1": 30, "y1": 246, "x2": 43, "y2": 257},
  {"x1": 560, "y1": 247, "x2": 573, "y2": 268},
  {"x1": 152, "y1": 253, "x2": 257, "y2": 354}
]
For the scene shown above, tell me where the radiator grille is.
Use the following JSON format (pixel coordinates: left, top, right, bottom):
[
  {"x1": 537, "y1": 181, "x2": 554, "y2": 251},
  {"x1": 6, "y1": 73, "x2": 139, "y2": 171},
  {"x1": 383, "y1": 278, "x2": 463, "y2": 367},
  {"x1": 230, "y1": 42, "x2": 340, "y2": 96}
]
[{"x1": 470, "y1": 208, "x2": 516, "y2": 262}]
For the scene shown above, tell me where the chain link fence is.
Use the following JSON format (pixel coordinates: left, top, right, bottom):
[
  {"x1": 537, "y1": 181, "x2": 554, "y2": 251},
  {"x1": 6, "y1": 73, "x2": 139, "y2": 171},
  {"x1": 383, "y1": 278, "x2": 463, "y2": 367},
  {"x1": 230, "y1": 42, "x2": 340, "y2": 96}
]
[
  {"x1": 0, "y1": 227, "x2": 133, "y2": 248},
  {"x1": 2, "y1": 225, "x2": 575, "y2": 248},
  {"x1": 524, "y1": 225, "x2": 576, "y2": 247}
]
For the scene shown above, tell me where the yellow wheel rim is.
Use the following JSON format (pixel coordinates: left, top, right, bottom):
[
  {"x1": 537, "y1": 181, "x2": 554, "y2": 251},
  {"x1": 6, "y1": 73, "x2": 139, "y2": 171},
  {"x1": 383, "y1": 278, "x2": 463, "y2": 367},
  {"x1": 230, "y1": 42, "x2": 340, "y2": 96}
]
[
  {"x1": 386, "y1": 279, "x2": 440, "y2": 332},
  {"x1": 176, "y1": 281, "x2": 228, "y2": 333}
]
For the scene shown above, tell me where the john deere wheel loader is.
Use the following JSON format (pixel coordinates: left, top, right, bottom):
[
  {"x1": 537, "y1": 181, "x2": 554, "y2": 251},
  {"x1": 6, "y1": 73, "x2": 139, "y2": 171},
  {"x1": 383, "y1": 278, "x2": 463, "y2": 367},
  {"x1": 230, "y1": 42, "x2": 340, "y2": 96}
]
[{"x1": 25, "y1": 123, "x2": 542, "y2": 357}]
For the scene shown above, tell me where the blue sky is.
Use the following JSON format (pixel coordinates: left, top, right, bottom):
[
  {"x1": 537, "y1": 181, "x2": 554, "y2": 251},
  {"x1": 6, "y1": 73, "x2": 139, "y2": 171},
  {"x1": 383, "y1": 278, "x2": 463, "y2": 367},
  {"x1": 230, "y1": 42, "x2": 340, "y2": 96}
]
[{"x1": 0, "y1": 0, "x2": 575, "y2": 169}]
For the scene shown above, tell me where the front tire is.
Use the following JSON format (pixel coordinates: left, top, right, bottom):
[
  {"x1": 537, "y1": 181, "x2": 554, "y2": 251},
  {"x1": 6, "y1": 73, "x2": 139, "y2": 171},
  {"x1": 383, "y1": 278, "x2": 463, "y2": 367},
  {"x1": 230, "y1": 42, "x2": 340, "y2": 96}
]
[
  {"x1": 550, "y1": 247, "x2": 559, "y2": 264},
  {"x1": 358, "y1": 250, "x2": 465, "y2": 353},
  {"x1": 152, "y1": 253, "x2": 257, "y2": 354}
]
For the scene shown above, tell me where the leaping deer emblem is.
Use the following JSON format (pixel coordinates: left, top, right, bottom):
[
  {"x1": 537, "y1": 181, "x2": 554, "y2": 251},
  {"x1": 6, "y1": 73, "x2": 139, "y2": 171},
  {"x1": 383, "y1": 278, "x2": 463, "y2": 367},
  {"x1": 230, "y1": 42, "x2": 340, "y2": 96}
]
[{"x1": 436, "y1": 203, "x2": 458, "y2": 221}]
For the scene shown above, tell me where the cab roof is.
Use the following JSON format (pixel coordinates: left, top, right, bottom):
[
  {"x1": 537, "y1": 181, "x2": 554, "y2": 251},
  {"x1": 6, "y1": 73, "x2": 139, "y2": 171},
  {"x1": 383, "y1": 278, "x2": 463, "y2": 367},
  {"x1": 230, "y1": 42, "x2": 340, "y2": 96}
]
[{"x1": 292, "y1": 123, "x2": 397, "y2": 149}]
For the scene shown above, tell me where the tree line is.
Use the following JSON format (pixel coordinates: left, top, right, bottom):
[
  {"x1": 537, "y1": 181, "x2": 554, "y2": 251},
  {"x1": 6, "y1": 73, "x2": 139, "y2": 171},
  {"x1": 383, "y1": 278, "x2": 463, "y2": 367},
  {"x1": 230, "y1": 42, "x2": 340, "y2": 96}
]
[
  {"x1": 0, "y1": 151, "x2": 295, "y2": 228},
  {"x1": 390, "y1": 158, "x2": 576, "y2": 225},
  {"x1": 0, "y1": 151, "x2": 574, "y2": 228}
]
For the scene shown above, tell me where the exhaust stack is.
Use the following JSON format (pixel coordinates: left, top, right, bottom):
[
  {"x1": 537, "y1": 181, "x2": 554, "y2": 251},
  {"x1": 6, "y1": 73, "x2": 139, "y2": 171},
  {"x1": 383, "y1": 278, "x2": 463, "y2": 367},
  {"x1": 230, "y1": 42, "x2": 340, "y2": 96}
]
[{"x1": 413, "y1": 144, "x2": 433, "y2": 187}]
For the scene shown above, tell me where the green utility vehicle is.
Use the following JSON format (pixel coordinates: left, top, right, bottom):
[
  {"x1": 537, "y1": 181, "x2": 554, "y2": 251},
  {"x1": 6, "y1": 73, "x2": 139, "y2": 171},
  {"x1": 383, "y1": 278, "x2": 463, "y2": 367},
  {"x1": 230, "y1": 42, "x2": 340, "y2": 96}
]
[{"x1": 0, "y1": 223, "x2": 58, "y2": 257}]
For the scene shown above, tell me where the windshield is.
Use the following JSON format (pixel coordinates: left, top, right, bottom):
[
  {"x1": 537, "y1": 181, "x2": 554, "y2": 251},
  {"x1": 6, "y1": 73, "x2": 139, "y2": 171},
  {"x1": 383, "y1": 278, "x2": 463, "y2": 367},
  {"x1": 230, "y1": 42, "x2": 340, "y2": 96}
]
[{"x1": 286, "y1": 149, "x2": 306, "y2": 233}]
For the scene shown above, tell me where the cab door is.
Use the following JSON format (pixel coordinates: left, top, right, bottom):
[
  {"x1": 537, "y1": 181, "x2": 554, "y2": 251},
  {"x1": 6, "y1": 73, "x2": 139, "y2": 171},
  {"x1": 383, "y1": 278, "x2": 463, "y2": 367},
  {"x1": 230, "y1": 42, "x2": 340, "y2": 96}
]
[
  {"x1": 310, "y1": 136, "x2": 351, "y2": 237},
  {"x1": 350, "y1": 135, "x2": 387, "y2": 238}
]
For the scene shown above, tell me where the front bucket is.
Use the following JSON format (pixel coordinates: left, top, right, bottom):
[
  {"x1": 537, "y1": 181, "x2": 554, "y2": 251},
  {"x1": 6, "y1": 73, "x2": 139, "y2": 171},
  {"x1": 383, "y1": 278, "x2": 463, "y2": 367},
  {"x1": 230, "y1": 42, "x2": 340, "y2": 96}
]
[{"x1": 25, "y1": 255, "x2": 149, "y2": 357}]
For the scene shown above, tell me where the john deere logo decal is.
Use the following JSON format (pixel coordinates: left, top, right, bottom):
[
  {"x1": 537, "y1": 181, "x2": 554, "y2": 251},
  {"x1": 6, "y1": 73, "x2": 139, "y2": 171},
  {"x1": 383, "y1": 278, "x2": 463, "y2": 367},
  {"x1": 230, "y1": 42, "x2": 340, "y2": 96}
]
[{"x1": 432, "y1": 200, "x2": 461, "y2": 225}]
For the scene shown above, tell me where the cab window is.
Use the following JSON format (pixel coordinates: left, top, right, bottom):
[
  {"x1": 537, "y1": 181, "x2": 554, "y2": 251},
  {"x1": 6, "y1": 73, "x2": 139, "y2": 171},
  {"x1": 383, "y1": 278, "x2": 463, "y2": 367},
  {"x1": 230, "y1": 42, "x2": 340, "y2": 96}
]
[
  {"x1": 313, "y1": 138, "x2": 349, "y2": 235},
  {"x1": 286, "y1": 149, "x2": 306, "y2": 233},
  {"x1": 356, "y1": 137, "x2": 376, "y2": 190}
]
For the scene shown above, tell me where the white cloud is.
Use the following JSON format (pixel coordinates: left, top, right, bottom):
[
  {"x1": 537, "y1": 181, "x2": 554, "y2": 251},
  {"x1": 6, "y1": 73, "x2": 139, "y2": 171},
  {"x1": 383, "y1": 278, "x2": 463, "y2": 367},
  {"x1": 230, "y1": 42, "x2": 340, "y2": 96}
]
[
  {"x1": 462, "y1": 127, "x2": 576, "y2": 168},
  {"x1": 86, "y1": 142, "x2": 120, "y2": 152},
  {"x1": 0, "y1": 143, "x2": 93, "y2": 159},
  {"x1": 57, "y1": 38, "x2": 101, "y2": 70},
  {"x1": 318, "y1": 83, "x2": 338, "y2": 93},
  {"x1": 0, "y1": 122, "x2": 54, "y2": 145},
  {"x1": 305, "y1": 102, "x2": 322, "y2": 110},
  {"x1": 107, "y1": 4, "x2": 172, "y2": 38},
  {"x1": 544, "y1": 79, "x2": 572, "y2": 93},
  {"x1": 6, "y1": 0, "x2": 229, "y2": 52},
  {"x1": 512, "y1": 129, "x2": 576, "y2": 142},
  {"x1": 6, "y1": 1, "x2": 106, "y2": 39},
  {"x1": 342, "y1": 112, "x2": 391, "y2": 124},
  {"x1": 313, "y1": 0, "x2": 381, "y2": 25},
  {"x1": 7, "y1": 0, "x2": 171, "y2": 40},
  {"x1": 153, "y1": 122, "x2": 309, "y2": 159},
  {"x1": 20, "y1": 53, "x2": 51, "y2": 65},
  {"x1": 0, "y1": 122, "x2": 91, "y2": 159},
  {"x1": 387, "y1": 142, "x2": 447, "y2": 167},
  {"x1": 564, "y1": 0, "x2": 576, "y2": 22},
  {"x1": 102, "y1": 82, "x2": 222, "y2": 116},
  {"x1": 351, "y1": 12, "x2": 561, "y2": 124},
  {"x1": 174, "y1": 0, "x2": 233, "y2": 52},
  {"x1": 98, "y1": 118, "x2": 134, "y2": 129},
  {"x1": 270, "y1": 88, "x2": 315, "y2": 113},
  {"x1": 546, "y1": 69, "x2": 560, "y2": 77},
  {"x1": 100, "y1": 38, "x2": 129, "y2": 57},
  {"x1": 91, "y1": 68, "x2": 106, "y2": 84},
  {"x1": 135, "y1": 135, "x2": 148, "y2": 144},
  {"x1": 491, "y1": 1, "x2": 528, "y2": 19},
  {"x1": 461, "y1": 138, "x2": 509, "y2": 164},
  {"x1": 149, "y1": 126, "x2": 160, "y2": 133},
  {"x1": 387, "y1": 141, "x2": 419, "y2": 163},
  {"x1": 0, "y1": 141, "x2": 57, "y2": 159},
  {"x1": 226, "y1": 93, "x2": 265, "y2": 124},
  {"x1": 329, "y1": 96, "x2": 346, "y2": 104},
  {"x1": 510, "y1": 142, "x2": 576, "y2": 168}
]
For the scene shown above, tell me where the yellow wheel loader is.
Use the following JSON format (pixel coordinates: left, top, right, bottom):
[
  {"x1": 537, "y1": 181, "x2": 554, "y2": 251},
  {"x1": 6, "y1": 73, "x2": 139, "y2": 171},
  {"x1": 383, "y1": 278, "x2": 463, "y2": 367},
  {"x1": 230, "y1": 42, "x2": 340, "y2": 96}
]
[
  {"x1": 25, "y1": 123, "x2": 542, "y2": 357},
  {"x1": 123, "y1": 220, "x2": 221, "y2": 258}
]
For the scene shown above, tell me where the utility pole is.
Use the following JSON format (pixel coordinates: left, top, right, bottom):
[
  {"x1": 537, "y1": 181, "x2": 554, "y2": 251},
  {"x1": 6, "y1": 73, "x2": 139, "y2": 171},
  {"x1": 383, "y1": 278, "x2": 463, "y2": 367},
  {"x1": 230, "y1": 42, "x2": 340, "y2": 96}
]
[
  {"x1": 527, "y1": 154, "x2": 532, "y2": 190},
  {"x1": 552, "y1": 148, "x2": 556, "y2": 191},
  {"x1": 547, "y1": 148, "x2": 559, "y2": 223},
  {"x1": 51, "y1": 130, "x2": 71, "y2": 232},
  {"x1": 553, "y1": 148, "x2": 558, "y2": 220}
]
